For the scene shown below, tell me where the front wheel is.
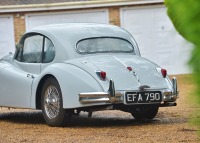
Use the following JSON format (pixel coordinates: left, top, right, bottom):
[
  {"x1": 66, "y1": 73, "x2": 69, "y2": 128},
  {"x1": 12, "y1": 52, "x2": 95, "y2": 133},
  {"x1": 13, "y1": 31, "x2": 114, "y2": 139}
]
[
  {"x1": 41, "y1": 77, "x2": 71, "y2": 127},
  {"x1": 131, "y1": 106, "x2": 159, "y2": 120}
]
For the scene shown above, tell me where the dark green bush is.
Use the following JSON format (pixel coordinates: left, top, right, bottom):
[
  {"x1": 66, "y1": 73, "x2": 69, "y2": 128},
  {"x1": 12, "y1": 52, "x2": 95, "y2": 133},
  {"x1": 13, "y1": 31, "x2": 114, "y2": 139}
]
[{"x1": 165, "y1": 0, "x2": 200, "y2": 102}]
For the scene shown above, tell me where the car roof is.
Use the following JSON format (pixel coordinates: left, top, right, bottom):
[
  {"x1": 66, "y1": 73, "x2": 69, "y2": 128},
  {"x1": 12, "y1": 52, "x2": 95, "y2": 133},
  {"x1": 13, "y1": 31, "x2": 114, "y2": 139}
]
[
  {"x1": 26, "y1": 23, "x2": 139, "y2": 61},
  {"x1": 28, "y1": 23, "x2": 132, "y2": 41}
]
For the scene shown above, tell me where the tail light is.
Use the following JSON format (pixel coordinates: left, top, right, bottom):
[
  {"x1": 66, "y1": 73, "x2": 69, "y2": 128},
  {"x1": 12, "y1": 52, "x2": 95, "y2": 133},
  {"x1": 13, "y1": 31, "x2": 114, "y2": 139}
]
[
  {"x1": 96, "y1": 71, "x2": 106, "y2": 80},
  {"x1": 161, "y1": 68, "x2": 167, "y2": 78},
  {"x1": 127, "y1": 67, "x2": 132, "y2": 71}
]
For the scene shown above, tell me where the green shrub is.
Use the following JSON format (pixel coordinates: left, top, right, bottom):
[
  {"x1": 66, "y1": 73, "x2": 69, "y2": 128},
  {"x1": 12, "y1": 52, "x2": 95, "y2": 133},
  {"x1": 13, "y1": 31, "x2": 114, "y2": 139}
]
[
  {"x1": 165, "y1": 0, "x2": 200, "y2": 132},
  {"x1": 165, "y1": 0, "x2": 200, "y2": 102}
]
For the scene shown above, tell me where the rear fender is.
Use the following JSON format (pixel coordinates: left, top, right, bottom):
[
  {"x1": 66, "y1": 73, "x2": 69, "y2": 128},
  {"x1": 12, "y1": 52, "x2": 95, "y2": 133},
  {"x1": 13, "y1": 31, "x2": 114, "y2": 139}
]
[{"x1": 32, "y1": 63, "x2": 104, "y2": 109}]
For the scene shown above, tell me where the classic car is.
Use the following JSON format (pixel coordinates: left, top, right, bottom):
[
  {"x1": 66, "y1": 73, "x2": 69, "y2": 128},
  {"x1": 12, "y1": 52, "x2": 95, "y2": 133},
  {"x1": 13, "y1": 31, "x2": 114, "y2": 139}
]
[{"x1": 0, "y1": 23, "x2": 178, "y2": 127}]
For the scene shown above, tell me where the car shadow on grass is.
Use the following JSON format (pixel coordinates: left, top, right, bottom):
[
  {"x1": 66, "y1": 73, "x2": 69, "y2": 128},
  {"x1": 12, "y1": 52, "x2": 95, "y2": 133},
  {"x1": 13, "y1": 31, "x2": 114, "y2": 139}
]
[{"x1": 0, "y1": 110, "x2": 187, "y2": 127}]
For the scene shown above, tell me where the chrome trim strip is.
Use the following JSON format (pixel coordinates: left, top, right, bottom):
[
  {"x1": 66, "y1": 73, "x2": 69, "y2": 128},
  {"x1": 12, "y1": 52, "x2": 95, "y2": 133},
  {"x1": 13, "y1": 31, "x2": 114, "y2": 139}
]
[
  {"x1": 139, "y1": 85, "x2": 150, "y2": 90},
  {"x1": 79, "y1": 92, "x2": 109, "y2": 98}
]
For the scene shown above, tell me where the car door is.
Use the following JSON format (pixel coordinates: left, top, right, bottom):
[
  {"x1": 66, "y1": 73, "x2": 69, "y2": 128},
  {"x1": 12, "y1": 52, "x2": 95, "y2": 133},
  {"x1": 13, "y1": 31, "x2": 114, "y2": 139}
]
[{"x1": 0, "y1": 34, "x2": 43, "y2": 108}]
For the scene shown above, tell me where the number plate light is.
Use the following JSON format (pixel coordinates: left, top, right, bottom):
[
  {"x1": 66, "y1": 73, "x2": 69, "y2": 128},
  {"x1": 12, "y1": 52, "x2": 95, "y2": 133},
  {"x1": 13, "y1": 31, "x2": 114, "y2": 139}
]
[{"x1": 163, "y1": 90, "x2": 172, "y2": 100}]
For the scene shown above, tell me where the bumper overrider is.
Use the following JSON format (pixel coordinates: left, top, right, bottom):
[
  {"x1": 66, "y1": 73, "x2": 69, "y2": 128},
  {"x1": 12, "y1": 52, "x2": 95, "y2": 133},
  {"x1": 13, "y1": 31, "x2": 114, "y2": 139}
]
[{"x1": 79, "y1": 77, "x2": 179, "y2": 107}]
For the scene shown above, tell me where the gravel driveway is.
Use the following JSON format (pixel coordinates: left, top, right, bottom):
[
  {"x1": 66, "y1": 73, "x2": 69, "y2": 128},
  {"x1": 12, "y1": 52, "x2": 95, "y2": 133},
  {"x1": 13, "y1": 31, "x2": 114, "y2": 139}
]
[{"x1": 0, "y1": 75, "x2": 199, "y2": 143}]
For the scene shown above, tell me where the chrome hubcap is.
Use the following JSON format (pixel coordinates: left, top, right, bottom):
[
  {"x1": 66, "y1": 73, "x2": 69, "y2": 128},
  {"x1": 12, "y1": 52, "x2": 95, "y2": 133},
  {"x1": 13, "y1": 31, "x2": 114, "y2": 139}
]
[{"x1": 44, "y1": 85, "x2": 60, "y2": 119}]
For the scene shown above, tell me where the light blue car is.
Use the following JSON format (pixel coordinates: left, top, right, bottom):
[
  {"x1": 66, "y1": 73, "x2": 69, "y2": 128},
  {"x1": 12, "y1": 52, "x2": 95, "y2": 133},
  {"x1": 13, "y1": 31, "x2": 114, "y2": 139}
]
[{"x1": 0, "y1": 23, "x2": 178, "y2": 126}]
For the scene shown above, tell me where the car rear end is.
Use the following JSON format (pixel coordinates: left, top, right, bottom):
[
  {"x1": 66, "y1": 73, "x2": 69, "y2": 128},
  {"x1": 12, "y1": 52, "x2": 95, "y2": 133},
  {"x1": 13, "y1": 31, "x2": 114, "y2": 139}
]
[{"x1": 78, "y1": 54, "x2": 179, "y2": 108}]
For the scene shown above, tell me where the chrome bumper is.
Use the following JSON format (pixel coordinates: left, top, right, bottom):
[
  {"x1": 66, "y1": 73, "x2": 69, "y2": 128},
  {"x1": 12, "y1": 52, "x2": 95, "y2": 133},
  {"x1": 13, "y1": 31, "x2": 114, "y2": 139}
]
[
  {"x1": 79, "y1": 91, "x2": 124, "y2": 104},
  {"x1": 79, "y1": 77, "x2": 179, "y2": 104},
  {"x1": 172, "y1": 77, "x2": 179, "y2": 98},
  {"x1": 79, "y1": 80, "x2": 124, "y2": 104}
]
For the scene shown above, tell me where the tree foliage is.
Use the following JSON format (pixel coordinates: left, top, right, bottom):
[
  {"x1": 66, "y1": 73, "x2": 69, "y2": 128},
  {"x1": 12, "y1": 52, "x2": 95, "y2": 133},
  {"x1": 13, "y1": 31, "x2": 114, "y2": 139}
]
[
  {"x1": 165, "y1": 0, "x2": 200, "y2": 45},
  {"x1": 165, "y1": 0, "x2": 200, "y2": 101}
]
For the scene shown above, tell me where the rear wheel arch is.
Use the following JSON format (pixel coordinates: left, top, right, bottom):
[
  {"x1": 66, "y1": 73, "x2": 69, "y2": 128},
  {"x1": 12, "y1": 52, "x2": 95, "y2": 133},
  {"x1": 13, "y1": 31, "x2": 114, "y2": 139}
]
[
  {"x1": 36, "y1": 74, "x2": 57, "y2": 109},
  {"x1": 41, "y1": 77, "x2": 72, "y2": 126}
]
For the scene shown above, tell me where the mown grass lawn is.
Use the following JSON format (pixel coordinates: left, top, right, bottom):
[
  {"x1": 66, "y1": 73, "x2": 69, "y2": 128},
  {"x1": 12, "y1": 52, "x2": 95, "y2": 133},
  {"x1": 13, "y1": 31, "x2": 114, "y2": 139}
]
[{"x1": 178, "y1": 74, "x2": 200, "y2": 136}]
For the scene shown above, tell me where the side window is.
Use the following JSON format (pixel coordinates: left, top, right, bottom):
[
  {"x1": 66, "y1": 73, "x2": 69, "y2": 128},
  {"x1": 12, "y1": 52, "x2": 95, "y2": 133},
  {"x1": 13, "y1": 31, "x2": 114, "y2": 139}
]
[
  {"x1": 22, "y1": 35, "x2": 43, "y2": 63},
  {"x1": 15, "y1": 44, "x2": 23, "y2": 62},
  {"x1": 43, "y1": 38, "x2": 55, "y2": 63}
]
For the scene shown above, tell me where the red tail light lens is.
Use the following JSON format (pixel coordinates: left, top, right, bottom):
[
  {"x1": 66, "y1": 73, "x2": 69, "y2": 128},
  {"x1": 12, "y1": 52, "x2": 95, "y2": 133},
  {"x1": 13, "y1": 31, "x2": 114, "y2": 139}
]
[
  {"x1": 96, "y1": 71, "x2": 106, "y2": 80},
  {"x1": 100, "y1": 71, "x2": 106, "y2": 80},
  {"x1": 161, "y1": 69, "x2": 167, "y2": 78},
  {"x1": 127, "y1": 67, "x2": 132, "y2": 71}
]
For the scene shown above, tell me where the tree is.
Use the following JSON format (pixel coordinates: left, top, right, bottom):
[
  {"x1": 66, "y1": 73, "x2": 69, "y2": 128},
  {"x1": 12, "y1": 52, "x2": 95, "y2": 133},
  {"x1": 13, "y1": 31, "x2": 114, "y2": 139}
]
[{"x1": 165, "y1": 0, "x2": 200, "y2": 103}]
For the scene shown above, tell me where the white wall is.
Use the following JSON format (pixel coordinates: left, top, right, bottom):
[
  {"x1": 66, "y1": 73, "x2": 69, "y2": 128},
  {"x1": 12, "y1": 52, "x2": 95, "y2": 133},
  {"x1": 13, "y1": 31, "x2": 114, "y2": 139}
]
[
  {"x1": 26, "y1": 9, "x2": 109, "y2": 30},
  {"x1": 0, "y1": 15, "x2": 15, "y2": 58},
  {"x1": 121, "y1": 6, "x2": 193, "y2": 74}
]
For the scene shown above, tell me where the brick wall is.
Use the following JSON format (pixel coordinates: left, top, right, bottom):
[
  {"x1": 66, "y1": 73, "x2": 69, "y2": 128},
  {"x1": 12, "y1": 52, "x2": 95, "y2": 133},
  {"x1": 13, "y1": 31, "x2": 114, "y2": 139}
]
[
  {"x1": 13, "y1": 13, "x2": 26, "y2": 43},
  {"x1": 109, "y1": 6, "x2": 120, "y2": 26}
]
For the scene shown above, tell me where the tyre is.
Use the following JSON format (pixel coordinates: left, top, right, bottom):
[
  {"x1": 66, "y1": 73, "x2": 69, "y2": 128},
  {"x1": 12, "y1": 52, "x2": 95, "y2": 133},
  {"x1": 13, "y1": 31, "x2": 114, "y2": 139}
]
[
  {"x1": 131, "y1": 106, "x2": 159, "y2": 120},
  {"x1": 41, "y1": 77, "x2": 71, "y2": 127}
]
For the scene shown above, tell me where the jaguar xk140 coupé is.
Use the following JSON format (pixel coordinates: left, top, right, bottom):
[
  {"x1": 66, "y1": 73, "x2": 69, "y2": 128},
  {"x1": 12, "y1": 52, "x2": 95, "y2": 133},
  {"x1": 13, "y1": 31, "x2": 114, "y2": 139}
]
[{"x1": 0, "y1": 23, "x2": 178, "y2": 126}]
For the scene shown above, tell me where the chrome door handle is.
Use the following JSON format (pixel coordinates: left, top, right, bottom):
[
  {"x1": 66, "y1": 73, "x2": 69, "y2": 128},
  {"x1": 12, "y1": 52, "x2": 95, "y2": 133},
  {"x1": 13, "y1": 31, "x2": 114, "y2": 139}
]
[{"x1": 27, "y1": 74, "x2": 35, "y2": 79}]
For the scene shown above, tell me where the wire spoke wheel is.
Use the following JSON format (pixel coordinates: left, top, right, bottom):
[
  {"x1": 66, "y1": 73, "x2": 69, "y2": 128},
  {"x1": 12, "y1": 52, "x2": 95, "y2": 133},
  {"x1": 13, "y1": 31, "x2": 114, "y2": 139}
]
[
  {"x1": 44, "y1": 85, "x2": 60, "y2": 119},
  {"x1": 41, "y1": 77, "x2": 72, "y2": 127}
]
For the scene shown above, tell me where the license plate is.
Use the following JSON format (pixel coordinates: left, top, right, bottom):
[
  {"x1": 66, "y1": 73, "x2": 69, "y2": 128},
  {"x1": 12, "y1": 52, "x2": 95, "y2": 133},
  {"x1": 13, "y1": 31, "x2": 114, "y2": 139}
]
[{"x1": 125, "y1": 91, "x2": 162, "y2": 104}]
